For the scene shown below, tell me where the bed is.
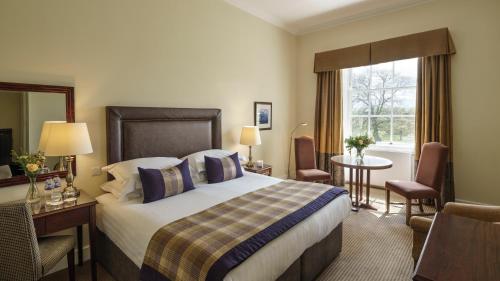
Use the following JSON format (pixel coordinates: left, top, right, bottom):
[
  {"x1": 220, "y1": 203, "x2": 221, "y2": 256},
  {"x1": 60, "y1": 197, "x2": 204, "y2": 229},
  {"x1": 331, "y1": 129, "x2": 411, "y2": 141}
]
[{"x1": 96, "y1": 106, "x2": 351, "y2": 281}]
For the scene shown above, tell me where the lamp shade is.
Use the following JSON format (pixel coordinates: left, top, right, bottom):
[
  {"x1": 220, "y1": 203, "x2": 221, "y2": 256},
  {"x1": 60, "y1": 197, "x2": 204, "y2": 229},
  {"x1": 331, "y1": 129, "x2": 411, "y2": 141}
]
[
  {"x1": 38, "y1": 121, "x2": 67, "y2": 152},
  {"x1": 240, "y1": 126, "x2": 261, "y2": 146},
  {"x1": 43, "y1": 123, "x2": 93, "y2": 156}
]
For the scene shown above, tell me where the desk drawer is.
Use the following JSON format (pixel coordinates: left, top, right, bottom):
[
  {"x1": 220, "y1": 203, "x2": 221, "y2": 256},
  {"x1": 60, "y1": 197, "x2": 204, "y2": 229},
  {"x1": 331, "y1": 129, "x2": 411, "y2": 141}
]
[{"x1": 46, "y1": 207, "x2": 89, "y2": 233}]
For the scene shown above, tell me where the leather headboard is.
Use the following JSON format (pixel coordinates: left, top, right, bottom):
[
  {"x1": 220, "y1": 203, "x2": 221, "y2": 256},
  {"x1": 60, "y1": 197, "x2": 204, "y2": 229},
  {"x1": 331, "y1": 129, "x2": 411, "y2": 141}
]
[{"x1": 106, "y1": 106, "x2": 222, "y2": 166}]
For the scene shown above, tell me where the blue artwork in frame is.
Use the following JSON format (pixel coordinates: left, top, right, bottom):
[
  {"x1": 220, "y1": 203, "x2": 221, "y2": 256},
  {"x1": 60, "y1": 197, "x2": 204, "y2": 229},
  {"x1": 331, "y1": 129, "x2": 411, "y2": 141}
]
[{"x1": 254, "y1": 102, "x2": 272, "y2": 130}]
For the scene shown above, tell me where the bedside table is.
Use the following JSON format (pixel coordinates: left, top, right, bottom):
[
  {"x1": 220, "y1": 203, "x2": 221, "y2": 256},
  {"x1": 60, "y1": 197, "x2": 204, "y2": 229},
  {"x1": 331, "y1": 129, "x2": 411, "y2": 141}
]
[
  {"x1": 244, "y1": 164, "x2": 272, "y2": 176},
  {"x1": 33, "y1": 191, "x2": 97, "y2": 281}
]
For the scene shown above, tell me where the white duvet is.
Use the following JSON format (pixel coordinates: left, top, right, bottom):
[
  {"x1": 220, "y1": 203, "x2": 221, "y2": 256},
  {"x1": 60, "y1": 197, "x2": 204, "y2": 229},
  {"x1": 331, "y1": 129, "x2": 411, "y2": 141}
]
[{"x1": 96, "y1": 172, "x2": 351, "y2": 281}]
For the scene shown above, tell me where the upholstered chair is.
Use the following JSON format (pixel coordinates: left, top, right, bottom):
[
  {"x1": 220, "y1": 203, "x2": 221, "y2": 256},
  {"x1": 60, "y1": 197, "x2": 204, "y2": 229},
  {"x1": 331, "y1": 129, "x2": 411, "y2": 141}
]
[
  {"x1": 294, "y1": 136, "x2": 331, "y2": 183},
  {"x1": 385, "y1": 142, "x2": 449, "y2": 225},
  {"x1": 0, "y1": 201, "x2": 75, "y2": 281},
  {"x1": 410, "y1": 202, "x2": 500, "y2": 265}
]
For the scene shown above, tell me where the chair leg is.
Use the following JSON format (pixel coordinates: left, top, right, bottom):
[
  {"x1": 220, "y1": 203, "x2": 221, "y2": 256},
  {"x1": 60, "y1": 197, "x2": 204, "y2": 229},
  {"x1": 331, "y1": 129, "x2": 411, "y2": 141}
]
[
  {"x1": 406, "y1": 198, "x2": 412, "y2": 225},
  {"x1": 67, "y1": 248, "x2": 75, "y2": 281},
  {"x1": 418, "y1": 199, "x2": 424, "y2": 213},
  {"x1": 436, "y1": 197, "x2": 442, "y2": 212},
  {"x1": 385, "y1": 189, "x2": 390, "y2": 213}
]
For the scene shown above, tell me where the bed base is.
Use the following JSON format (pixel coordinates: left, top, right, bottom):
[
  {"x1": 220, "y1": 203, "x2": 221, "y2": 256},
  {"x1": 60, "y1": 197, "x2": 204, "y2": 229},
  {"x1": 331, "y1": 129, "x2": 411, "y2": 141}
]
[{"x1": 96, "y1": 223, "x2": 342, "y2": 281}]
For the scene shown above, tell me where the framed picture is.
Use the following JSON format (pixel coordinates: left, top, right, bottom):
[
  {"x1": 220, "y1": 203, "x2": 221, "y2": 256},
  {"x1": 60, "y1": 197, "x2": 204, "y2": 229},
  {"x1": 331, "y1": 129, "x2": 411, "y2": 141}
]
[{"x1": 254, "y1": 102, "x2": 272, "y2": 130}]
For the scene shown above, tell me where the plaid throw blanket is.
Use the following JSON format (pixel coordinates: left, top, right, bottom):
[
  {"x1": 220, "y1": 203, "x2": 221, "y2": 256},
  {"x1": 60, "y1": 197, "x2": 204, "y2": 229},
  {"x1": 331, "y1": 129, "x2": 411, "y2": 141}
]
[{"x1": 140, "y1": 180, "x2": 347, "y2": 281}]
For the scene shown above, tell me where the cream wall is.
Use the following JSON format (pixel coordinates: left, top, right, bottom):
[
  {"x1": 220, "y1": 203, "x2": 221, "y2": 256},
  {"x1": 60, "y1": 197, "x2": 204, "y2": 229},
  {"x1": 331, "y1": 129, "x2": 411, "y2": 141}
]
[
  {"x1": 0, "y1": 0, "x2": 296, "y2": 200},
  {"x1": 296, "y1": 0, "x2": 500, "y2": 204}
]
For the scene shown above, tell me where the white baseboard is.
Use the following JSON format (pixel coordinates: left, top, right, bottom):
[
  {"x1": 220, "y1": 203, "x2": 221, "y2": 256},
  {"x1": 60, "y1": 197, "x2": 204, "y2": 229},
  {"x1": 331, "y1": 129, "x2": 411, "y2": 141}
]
[{"x1": 47, "y1": 244, "x2": 91, "y2": 274}]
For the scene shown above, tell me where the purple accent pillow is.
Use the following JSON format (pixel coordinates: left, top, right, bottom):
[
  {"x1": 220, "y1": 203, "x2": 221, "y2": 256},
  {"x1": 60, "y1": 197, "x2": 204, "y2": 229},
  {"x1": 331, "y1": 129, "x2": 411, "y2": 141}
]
[
  {"x1": 205, "y1": 152, "x2": 243, "y2": 184},
  {"x1": 138, "y1": 159, "x2": 194, "y2": 203}
]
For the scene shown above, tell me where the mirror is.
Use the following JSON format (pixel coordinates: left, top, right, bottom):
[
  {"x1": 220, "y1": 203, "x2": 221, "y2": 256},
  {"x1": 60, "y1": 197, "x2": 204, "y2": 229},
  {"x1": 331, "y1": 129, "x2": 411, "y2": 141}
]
[{"x1": 0, "y1": 82, "x2": 74, "y2": 187}]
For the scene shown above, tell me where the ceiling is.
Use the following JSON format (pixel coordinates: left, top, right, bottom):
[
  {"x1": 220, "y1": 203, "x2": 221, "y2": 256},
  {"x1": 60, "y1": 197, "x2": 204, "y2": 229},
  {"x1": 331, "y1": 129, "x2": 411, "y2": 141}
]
[{"x1": 225, "y1": 0, "x2": 431, "y2": 35}]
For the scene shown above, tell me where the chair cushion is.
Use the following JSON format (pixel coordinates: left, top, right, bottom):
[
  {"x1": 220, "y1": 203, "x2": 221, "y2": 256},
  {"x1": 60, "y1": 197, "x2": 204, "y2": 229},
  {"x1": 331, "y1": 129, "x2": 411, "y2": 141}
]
[
  {"x1": 385, "y1": 180, "x2": 440, "y2": 199},
  {"x1": 296, "y1": 169, "x2": 331, "y2": 182},
  {"x1": 38, "y1": 235, "x2": 74, "y2": 274}
]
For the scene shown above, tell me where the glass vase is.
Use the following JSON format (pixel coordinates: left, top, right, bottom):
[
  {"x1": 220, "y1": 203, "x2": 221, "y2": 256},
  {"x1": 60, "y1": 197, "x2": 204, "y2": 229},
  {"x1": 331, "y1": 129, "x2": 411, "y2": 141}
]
[
  {"x1": 355, "y1": 148, "x2": 365, "y2": 161},
  {"x1": 26, "y1": 176, "x2": 42, "y2": 214}
]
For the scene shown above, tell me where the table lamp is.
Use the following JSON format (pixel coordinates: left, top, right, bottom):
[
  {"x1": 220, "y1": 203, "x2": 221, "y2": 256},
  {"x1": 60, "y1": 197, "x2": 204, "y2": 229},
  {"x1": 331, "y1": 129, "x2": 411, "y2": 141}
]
[
  {"x1": 240, "y1": 126, "x2": 261, "y2": 167},
  {"x1": 38, "y1": 121, "x2": 67, "y2": 171},
  {"x1": 43, "y1": 123, "x2": 93, "y2": 198}
]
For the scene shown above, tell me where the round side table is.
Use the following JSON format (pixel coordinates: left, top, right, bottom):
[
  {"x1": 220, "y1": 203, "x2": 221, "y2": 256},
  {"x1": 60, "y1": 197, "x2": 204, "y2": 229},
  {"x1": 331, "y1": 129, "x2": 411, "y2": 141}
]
[{"x1": 331, "y1": 155, "x2": 392, "y2": 211}]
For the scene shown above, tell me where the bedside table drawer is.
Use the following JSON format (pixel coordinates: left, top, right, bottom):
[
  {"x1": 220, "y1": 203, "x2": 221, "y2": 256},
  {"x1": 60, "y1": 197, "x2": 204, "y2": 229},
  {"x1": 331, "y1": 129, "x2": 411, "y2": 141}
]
[{"x1": 45, "y1": 207, "x2": 89, "y2": 233}]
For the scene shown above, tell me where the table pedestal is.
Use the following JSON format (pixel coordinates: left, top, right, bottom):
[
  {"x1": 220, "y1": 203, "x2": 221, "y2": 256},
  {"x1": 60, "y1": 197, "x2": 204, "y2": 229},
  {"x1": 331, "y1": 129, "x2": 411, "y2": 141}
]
[{"x1": 350, "y1": 168, "x2": 377, "y2": 211}]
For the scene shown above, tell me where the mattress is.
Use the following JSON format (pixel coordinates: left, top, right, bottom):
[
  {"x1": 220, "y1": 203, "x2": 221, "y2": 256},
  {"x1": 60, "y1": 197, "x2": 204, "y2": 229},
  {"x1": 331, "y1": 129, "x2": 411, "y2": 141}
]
[{"x1": 96, "y1": 172, "x2": 351, "y2": 281}]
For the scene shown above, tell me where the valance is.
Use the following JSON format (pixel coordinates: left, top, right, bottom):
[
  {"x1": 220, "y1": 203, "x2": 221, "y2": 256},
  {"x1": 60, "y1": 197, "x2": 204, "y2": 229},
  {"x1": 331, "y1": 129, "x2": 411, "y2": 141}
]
[{"x1": 314, "y1": 28, "x2": 456, "y2": 73}]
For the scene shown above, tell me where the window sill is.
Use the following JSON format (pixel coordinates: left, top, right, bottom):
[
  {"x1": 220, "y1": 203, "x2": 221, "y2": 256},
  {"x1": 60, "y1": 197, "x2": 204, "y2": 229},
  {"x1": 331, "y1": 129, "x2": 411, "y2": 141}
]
[{"x1": 366, "y1": 144, "x2": 414, "y2": 154}]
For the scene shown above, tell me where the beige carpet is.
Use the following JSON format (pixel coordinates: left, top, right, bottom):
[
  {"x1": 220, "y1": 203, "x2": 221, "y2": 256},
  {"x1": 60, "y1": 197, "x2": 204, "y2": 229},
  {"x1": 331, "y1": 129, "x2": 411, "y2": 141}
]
[
  {"x1": 46, "y1": 188, "x2": 435, "y2": 281},
  {"x1": 317, "y1": 188, "x2": 435, "y2": 281}
]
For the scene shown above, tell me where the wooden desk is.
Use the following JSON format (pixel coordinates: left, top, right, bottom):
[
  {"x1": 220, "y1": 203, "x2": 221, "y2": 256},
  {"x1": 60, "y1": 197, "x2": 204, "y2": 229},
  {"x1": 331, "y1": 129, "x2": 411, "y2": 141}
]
[
  {"x1": 413, "y1": 213, "x2": 500, "y2": 281},
  {"x1": 33, "y1": 191, "x2": 97, "y2": 281}
]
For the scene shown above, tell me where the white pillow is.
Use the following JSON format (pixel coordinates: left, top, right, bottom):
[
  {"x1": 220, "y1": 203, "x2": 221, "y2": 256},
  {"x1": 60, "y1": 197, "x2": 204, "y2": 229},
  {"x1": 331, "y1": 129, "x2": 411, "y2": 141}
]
[
  {"x1": 181, "y1": 149, "x2": 245, "y2": 183},
  {"x1": 101, "y1": 157, "x2": 182, "y2": 200}
]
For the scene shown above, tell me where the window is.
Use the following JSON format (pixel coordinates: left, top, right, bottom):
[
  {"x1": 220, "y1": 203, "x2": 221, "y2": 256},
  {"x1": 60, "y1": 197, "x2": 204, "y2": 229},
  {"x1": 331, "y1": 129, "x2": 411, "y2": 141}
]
[{"x1": 342, "y1": 58, "x2": 417, "y2": 151}]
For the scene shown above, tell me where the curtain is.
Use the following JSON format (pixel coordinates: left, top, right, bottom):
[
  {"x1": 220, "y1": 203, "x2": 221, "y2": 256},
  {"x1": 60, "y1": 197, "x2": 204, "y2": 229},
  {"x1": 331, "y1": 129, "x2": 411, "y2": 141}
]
[
  {"x1": 416, "y1": 55, "x2": 454, "y2": 204},
  {"x1": 314, "y1": 70, "x2": 344, "y2": 186}
]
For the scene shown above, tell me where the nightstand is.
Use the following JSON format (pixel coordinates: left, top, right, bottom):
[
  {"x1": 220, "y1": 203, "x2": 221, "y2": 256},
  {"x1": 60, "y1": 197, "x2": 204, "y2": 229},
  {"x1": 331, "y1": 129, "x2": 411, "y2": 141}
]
[
  {"x1": 33, "y1": 190, "x2": 97, "y2": 281},
  {"x1": 244, "y1": 164, "x2": 272, "y2": 176}
]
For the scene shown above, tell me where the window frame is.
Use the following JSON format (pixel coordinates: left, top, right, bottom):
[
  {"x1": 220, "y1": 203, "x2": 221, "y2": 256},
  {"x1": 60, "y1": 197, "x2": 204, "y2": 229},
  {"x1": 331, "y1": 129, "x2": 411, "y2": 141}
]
[{"x1": 342, "y1": 59, "x2": 417, "y2": 153}]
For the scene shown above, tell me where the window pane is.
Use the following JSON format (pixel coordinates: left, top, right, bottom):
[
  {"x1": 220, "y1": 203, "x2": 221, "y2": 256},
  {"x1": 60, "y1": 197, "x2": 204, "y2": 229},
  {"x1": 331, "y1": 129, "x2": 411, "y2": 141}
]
[
  {"x1": 393, "y1": 88, "x2": 416, "y2": 115},
  {"x1": 370, "y1": 90, "x2": 392, "y2": 115},
  {"x1": 371, "y1": 62, "x2": 393, "y2": 89},
  {"x1": 371, "y1": 117, "x2": 391, "y2": 142},
  {"x1": 351, "y1": 89, "x2": 370, "y2": 115},
  {"x1": 393, "y1": 117, "x2": 415, "y2": 143},
  {"x1": 351, "y1": 117, "x2": 368, "y2": 136},
  {"x1": 350, "y1": 66, "x2": 370, "y2": 90},
  {"x1": 394, "y1": 58, "x2": 417, "y2": 87}
]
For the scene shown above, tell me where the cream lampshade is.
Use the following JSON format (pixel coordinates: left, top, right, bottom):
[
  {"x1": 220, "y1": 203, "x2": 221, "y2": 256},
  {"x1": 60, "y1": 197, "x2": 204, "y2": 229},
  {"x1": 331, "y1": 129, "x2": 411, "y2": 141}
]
[
  {"x1": 43, "y1": 123, "x2": 93, "y2": 198},
  {"x1": 38, "y1": 121, "x2": 67, "y2": 171},
  {"x1": 240, "y1": 126, "x2": 261, "y2": 167}
]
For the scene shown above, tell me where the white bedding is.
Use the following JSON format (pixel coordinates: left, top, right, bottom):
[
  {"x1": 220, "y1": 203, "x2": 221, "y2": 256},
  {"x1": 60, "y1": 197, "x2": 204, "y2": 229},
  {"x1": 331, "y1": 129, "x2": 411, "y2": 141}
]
[{"x1": 96, "y1": 172, "x2": 351, "y2": 281}]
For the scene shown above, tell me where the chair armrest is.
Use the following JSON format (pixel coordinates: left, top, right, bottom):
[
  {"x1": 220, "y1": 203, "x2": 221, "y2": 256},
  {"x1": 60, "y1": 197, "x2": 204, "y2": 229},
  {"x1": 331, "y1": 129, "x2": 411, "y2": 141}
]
[
  {"x1": 410, "y1": 216, "x2": 433, "y2": 233},
  {"x1": 443, "y1": 202, "x2": 500, "y2": 222},
  {"x1": 409, "y1": 216, "x2": 433, "y2": 263}
]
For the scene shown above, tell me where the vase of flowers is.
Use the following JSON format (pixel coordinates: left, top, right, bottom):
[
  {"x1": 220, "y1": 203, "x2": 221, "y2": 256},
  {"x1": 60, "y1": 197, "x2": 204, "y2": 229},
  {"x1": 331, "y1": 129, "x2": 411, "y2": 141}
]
[
  {"x1": 345, "y1": 135, "x2": 375, "y2": 161},
  {"x1": 12, "y1": 151, "x2": 46, "y2": 214}
]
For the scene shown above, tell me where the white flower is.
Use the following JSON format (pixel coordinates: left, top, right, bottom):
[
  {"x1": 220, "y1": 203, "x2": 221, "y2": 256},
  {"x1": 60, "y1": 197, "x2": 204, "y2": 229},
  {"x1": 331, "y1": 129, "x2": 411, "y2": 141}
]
[{"x1": 358, "y1": 140, "x2": 364, "y2": 145}]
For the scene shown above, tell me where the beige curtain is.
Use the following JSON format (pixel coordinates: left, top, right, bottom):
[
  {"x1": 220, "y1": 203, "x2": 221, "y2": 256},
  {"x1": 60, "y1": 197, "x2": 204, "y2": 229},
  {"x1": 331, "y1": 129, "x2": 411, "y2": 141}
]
[
  {"x1": 416, "y1": 55, "x2": 454, "y2": 204},
  {"x1": 314, "y1": 70, "x2": 344, "y2": 186}
]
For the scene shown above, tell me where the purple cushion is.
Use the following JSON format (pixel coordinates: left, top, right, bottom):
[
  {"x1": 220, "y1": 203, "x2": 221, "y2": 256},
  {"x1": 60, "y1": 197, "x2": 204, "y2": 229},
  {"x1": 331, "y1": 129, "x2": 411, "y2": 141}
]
[
  {"x1": 138, "y1": 159, "x2": 194, "y2": 203},
  {"x1": 205, "y1": 152, "x2": 243, "y2": 184}
]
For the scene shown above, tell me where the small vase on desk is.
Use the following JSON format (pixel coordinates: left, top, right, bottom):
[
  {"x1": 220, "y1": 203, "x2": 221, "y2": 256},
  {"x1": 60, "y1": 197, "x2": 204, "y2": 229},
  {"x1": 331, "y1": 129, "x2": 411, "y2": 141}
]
[{"x1": 26, "y1": 176, "x2": 42, "y2": 214}]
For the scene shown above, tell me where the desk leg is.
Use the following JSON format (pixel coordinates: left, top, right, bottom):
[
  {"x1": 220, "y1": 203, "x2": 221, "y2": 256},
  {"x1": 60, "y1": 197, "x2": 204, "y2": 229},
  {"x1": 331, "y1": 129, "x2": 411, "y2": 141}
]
[
  {"x1": 77, "y1": 225, "x2": 83, "y2": 266},
  {"x1": 89, "y1": 205, "x2": 97, "y2": 281}
]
